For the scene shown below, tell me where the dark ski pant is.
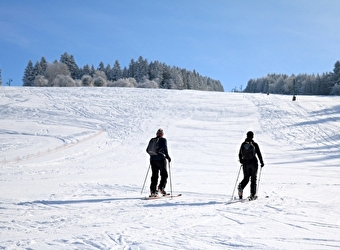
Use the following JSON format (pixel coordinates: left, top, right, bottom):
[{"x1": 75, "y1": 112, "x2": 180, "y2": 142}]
[
  {"x1": 150, "y1": 159, "x2": 168, "y2": 193},
  {"x1": 239, "y1": 164, "x2": 258, "y2": 196}
]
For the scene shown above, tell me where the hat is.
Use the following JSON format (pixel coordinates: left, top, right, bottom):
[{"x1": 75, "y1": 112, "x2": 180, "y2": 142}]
[
  {"x1": 156, "y1": 128, "x2": 164, "y2": 136},
  {"x1": 246, "y1": 131, "x2": 254, "y2": 139}
]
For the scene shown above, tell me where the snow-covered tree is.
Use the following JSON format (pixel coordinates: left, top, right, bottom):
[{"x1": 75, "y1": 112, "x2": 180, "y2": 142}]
[
  {"x1": 108, "y1": 78, "x2": 137, "y2": 88},
  {"x1": 149, "y1": 61, "x2": 164, "y2": 84},
  {"x1": 137, "y1": 78, "x2": 158, "y2": 88},
  {"x1": 21, "y1": 54, "x2": 224, "y2": 91},
  {"x1": 93, "y1": 70, "x2": 107, "y2": 87},
  {"x1": 81, "y1": 75, "x2": 93, "y2": 86},
  {"x1": 44, "y1": 62, "x2": 71, "y2": 83},
  {"x1": 171, "y1": 67, "x2": 184, "y2": 90},
  {"x1": 51, "y1": 75, "x2": 76, "y2": 87},
  {"x1": 34, "y1": 75, "x2": 49, "y2": 87}
]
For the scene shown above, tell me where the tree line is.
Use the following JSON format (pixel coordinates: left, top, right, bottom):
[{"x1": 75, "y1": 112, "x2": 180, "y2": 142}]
[
  {"x1": 243, "y1": 61, "x2": 340, "y2": 95},
  {"x1": 22, "y1": 53, "x2": 224, "y2": 92}
]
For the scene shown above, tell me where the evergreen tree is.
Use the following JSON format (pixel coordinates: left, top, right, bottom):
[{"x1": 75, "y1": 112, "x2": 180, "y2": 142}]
[
  {"x1": 60, "y1": 52, "x2": 80, "y2": 79},
  {"x1": 128, "y1": 59, "x2": 135, "y2": 78},
  {"x1": 134, "y1": 56, "x2": 149, "y2": 83},
  {"x1": 90, "y1": 65, "x2": 96, "y2": 77},
  {"x1": 181, "y1": 69, "x2": 189, "y2": 89},
  {"x1": 34, "y1": 61, "x2": 42, "y2": 76},
  {"x1": 160, "y1": 65, "x2": 172, "y2": 89},
  {"x1": 80, "y1": 64, "x2": 91, "y2": 78},
  {"x1": 149, "y1": 61, "x2": 164, "y2": 84},
  {"x1": 122, "y1": 66, "x2": 129, "y2": 78},
  {"x1": 23, "y1": 60, "x2": 36, "y2": 86},
  {"x1": 171, "y1": 67, "x2": 184, "y2": 90},
  {"x1": 40, "y1": 57, "x2": 48, "y2": 76},
  {"x1": 112, "y1": 60, "x2": 122, "y2": 81},
  {"x1": 97, "y1": 62, "x2": 105, "y2": 72},
  {"x1": 332, "y1": 61, "x2": 340, "y2": 84},
  {"x1": 105, "y1": 64, "x2": 112, "y2": 80},
  {"x1": 318, "y1": 73, "x2": 333, "y2": 95},
  {"x1": 21, "y1": 54, "x2": 224, "y2": 91}
]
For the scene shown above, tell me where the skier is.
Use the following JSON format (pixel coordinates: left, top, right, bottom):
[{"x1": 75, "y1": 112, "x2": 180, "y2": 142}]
[
  {"x1": 238, "y1": 131, "x2": 264, "y2": 200},
  {"x1": 146, "y1": 128, "x2": 171, "y2": 197}
]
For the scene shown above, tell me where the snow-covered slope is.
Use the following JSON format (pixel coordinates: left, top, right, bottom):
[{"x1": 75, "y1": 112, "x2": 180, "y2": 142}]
[{"x1": 1, "y1": 87, "x2": 340, "y2": 249}]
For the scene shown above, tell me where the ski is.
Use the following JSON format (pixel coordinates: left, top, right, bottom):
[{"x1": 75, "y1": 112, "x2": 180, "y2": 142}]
[
  {"x1": 144, "y1": 193, "x2": 182, "y2": 200},
  {"x1": 227, "y1": 198, "x2": 249, "y2": 204},
  {"x1": 227, "y1": 195, "x2": 269, "y2": 204}
]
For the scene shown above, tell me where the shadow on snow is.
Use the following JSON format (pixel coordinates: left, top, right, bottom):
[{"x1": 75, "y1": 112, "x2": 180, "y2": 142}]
[{"x1": 17, "y1": 197, "x2": 142, "y2": 206}]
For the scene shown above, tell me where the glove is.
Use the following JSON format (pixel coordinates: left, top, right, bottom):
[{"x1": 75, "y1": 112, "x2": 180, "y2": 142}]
[
  {"x1": 167, "y1": 156, "x2": 171, "y2": 162},
  {"x1": 261, "y1": 163, "x2": 264, "y2": 168}
]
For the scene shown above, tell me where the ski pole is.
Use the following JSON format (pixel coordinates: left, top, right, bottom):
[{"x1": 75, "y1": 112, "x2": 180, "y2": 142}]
[
  {"x1": 140, "y1": 164, "x2": 151, "y2": 195},
  {"x1": 230, "y1": 164, "x2": 242, "y2": 201},
  {"x1": 256, "y1": 166, "x2": 263, "y2": 196},
  {"x1": 168, "y1": 161, "x2": 173, "y2": 198}
]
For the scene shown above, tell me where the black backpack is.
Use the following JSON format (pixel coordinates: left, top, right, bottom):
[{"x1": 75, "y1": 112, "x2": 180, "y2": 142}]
[
  {"x1": 241, "y1": 142, "x2": 256, "y2": 161},
  {"x1": 147, "y1": 137, "x2": 159, "y2": 156}
]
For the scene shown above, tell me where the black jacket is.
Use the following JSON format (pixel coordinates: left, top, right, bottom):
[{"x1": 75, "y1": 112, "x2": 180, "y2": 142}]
[
  {"x1": 147, "y1": 136, "x2": 170, "y2": 161},
  {"x1": 238, "y1": 138, "x2": 264, "y2": 166}
]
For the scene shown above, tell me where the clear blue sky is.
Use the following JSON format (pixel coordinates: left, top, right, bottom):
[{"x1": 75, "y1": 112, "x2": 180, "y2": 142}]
[{"x1": 1, "y1": 0, "x2": 340, "y2": 91}]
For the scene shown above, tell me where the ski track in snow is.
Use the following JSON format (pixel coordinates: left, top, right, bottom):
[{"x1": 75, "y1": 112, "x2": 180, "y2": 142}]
[{"x1": 0, "y1": 87, "x2": 340, "y2": 249}]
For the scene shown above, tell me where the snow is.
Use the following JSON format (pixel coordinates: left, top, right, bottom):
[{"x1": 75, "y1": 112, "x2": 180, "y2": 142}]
[{"x1": 1, "y1": 87, "x2": 340, "y2": 249}]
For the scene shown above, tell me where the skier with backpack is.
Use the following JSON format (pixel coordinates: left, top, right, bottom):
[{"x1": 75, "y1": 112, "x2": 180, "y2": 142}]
[
  {"x1": 146, "y1": 128, "x2": 171, "y2": 197},
  {"x1": 238, "y1": 131, "x2": 264, "y2": 200}
]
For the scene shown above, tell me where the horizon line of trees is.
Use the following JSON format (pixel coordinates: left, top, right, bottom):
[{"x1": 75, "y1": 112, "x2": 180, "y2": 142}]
[
  {"x1": 22, "y1": 53, "x2": 224, "y2": 92},
  {"x1": 243, "y1": 61, "x2": 340, "y2": 95}
]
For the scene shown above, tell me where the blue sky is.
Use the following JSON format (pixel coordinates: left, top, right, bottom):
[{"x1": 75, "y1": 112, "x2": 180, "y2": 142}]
[{"x1": 1, "y1": 0, "x2": 340, "y2": 91}]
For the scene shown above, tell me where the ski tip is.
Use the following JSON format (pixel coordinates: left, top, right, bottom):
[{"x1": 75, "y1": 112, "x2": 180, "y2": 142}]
[{"x1": 168, "y1": 193, "x2": 182, "y2": 198}]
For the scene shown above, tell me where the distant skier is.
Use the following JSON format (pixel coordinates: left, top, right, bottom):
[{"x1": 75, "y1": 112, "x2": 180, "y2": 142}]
[
  {"x1": 238, "y1": 131, "x2": 264, "y2": 200},
  {"x1": 146, "y1": 128, "x2": 171, "y2": 197}
]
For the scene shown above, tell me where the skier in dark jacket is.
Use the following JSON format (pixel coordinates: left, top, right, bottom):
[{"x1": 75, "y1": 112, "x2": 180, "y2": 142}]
[
  {"x1": 238, "y1": 131, "x2": 264, "y2": 200},
  {"x1": 147, "y1": 128, "x2": 171, "y2": 197}
]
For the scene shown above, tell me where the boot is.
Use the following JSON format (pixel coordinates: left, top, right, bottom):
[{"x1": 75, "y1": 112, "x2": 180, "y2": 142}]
[{"x1": 238, "y1": 183, "x2": 243, "y2": 199}]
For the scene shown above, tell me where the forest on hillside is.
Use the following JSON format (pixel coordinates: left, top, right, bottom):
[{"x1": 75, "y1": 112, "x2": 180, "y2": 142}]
[
  {"x1": 21, "y1": 53, "x2": 224, "y2": 92},
  {"x1": 243, "y1": 61, "x2": 340, "y2": 95}
]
